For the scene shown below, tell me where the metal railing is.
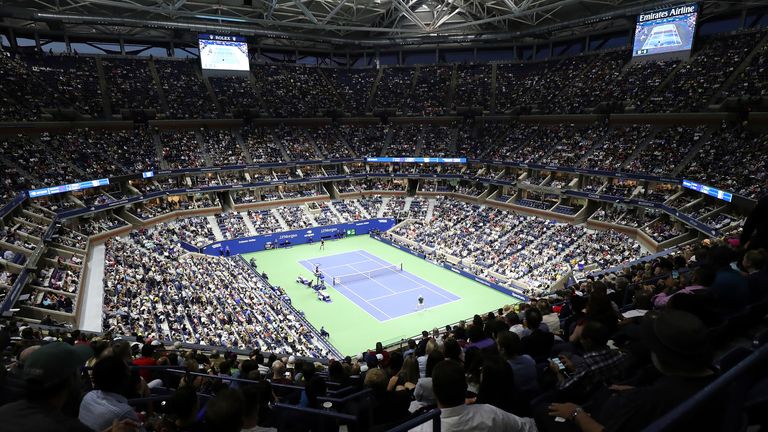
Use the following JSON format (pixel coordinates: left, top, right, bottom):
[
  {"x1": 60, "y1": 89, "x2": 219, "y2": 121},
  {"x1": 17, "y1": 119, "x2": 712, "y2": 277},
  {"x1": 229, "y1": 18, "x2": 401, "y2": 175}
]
[{"x1": 385, "y1": 409, "x2": 441, "y2": 432}]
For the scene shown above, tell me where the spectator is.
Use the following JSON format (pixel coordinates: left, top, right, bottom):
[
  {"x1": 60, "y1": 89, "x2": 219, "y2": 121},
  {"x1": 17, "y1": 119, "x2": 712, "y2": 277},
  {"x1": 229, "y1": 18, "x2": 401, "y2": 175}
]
[
  {"x1": 706, "y1": 246, "x2": 749, "y2": 313},
  {"x1": 741, "y1": 193, "x2": 768, "y2": 251},
  {"x1": 269, "y1": 360, "x2": 292, "y2": 385},
  {"x1": 0, "y1": 342, "x2": 96, "y2": 432},
  {"x1": 743, "y1": 249, "x2": 768, "y2": 301},
  {"x1": 162, "y1": 386, "x2": 199, "y2": 431},
  {"x1": 413, "y1": 350, "x2": 445, "y2": 409},
  {"x1": 241, "y1": 384, "x2": 278, "y2": 432},
  {"x1": 476, "y1": 355, "x2": 522, "y2": 414},
  {"x1": 417, "y1": 338, "x2": 437, "y2": 378},
  {"x1": 551, "y1": 321, "x2": 626, "y2": 402},
  {"x1": 497, "y1": 331, "x2": 539, "y2": 395},
  {"x1": 521, "y1": 309, "x2": 555, "y2": 361},
  {"x1": 403, "y1": 339, "x2": 417, "y2": 358},
  {"x1": 204, "y1": 388, "x2": 245, "y2": 432},
  {"x1": 547, "y1": 310, "x2": 717, "y2": 431},
  {"x1": 425, "y1": 359, "x2": 537, "y2": 432},
  {"x1": 132, "y1": 344, "x2": 156, "y2": 383},
  {"x1": 360, "y1": 368, "x2": 411, "y2": 428},
  {"x1": 387, "y1": 355, "x2": 420, "y2": 392},
  {"x1": 79, "y1": 355, "x2": 143, "y2": 431}
]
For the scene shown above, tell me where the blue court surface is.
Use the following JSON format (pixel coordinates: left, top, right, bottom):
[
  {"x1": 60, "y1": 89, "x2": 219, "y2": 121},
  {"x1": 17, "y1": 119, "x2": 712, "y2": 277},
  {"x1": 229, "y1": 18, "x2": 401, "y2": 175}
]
[{"x1": 299, "y1": 250, "x2": 461, "y2": 321}]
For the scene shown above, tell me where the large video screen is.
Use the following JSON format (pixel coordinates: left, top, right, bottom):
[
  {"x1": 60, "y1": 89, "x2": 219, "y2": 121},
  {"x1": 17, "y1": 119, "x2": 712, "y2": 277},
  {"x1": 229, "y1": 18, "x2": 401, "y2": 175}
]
[
  {"x1": 198, "y1": 34, "x2": 249, "y2": 71},
  {"x1": 633, "y1": 4, "x2": 698, "y2": 57}
]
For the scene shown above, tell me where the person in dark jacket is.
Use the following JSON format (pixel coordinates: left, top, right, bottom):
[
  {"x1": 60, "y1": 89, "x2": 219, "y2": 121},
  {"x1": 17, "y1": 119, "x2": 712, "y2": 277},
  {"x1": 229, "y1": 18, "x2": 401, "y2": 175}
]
[{"x1": 741, "y1": 193, "x2": 768, "y2": 251}]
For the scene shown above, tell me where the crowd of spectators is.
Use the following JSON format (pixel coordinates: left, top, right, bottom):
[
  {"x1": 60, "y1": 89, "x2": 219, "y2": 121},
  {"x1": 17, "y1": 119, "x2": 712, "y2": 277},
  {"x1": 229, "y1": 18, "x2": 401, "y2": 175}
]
[
  {"x1": 155, "y1": 60, "x2": 217, "y2": 119},
  {"x1": 309, "y1": 125, "x2": 352, "y2": 159},
  {"x1": 0, "y1": 119, "x2": 761, "y2": 215},
  {"x1": 22, "y1": 53, "x2": 104, "y2": 117},
  {"x1": 2, "y1": 28, "x2": 768, "y2": 123},
  {"x1": 245, "y1": 209, "x2": 283, "y2": 235},
  {"x1": 387, "y1": 124, "x2": 422, "y2": 156},
  {"x1": 640, "y1": 31, "x2": 762, "y2": 113},
  {"x1": 337, "y1": 124, "x2": 390, "y2": 157},
  {"x1": 209, "y1": 75, "x2": 260, "y2": 114},
  {"x1": 421, "y1": 125, "x2": 455, "y2": 157},
  {"x1": 372, "y1": 67, "x2": 414, "y2": 111},
  {"x1": 255, "y1": 64, "x2": 338, "y2": 117},
  {"x1": 1, "y1": 231, "x2": 766, "y2": 432},
  {"x1": 326, "y1": 68, "x2": 376, "y2": 114},
  {"x1": 643, "y1": 217, "x2": 687, "y2": 243},
  {"x1": 454, "y1": 64, "x2": 492, "y2": 109},
  {"x1": 103, "y1": 58, "x2": 162, "y2": 113},
  {"x1": 546, "y1": 51, "x2": 628, "y2": 114},
  {"x1": 1, "y1": 133, "x2": 81, "y2": 189},
  {"x1": 160, "y1": 130, "x2": 206, "y2": 169},
  {"x1": 391, "y1": 197, "x2": 647, "y2": 293},
  {"x1": 625, "y1": 126, "x2": 705, "y2": 176},
  {"x1": 274, "y1": 205, "x2": 314, "y2": 229},
  {"x1": 579, "y1": 125, "x2": 652, "y2": 171},
  {"x1": 497, "y1": 55, "x2": 595, "y2": 112},
  {"x1": 102, "y1": 228, "x2": 330, "y2": 356},
  {"x1": 171, "y1": 216, "x2": 217, "y2": 248},
  {"x1": 241, "y1": 124, "x2": 285, "y2": 163},
  {"x1": 273, "y1": 126, "x2": 321, "y2": 161},
  {"x1": 407, "y1": 65, "x2": 451, "y2": 116},
  {"x1": 681, "y1": 123, "x2": 768, "y2": 199},
  {"x1": 76, "y1": 214, "x2": 129, "y2": 236},
  {"x1": 216, "y1": 212, "x2": 250, "y2": 239},
  {"x1": 721, "y1": 40, "x2": 768, "y2": 100},
  {"x1": 201, "y1": 129, "x2": 245, "y2": 166},
  {"x1": 487, "y1": 123, "x2": 595, "y2": 163},
  {"x1": 600, "y1": 59, "x2": 680, "y2": 108}
]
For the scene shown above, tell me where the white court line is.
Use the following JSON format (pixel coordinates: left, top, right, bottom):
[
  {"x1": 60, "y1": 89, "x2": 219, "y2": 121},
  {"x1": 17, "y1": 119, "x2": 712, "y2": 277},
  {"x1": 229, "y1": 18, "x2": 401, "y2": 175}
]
[
  {"x1": 307, "y1": 259, "x2": 379, "y2": 271},
  {"x1": 354, "y1": 250, "x2": 457, "y2": 302},
  {"x1": 331, "y1": 277, "x2": 393, "y2": 320},
  {"x1": 337, "y1": 263, "x2": 397, "y2": 295},
  {"x1": 367, "y1": 286, "x2": 424, "y2": 302},
  {"x1": 380, "y1": 297, "x2": 463, "y2": 322}
]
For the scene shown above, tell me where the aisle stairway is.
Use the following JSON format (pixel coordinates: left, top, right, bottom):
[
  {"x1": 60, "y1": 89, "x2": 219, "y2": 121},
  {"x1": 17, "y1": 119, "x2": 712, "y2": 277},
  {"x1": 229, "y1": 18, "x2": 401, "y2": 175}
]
[
  {"x1": 207, "y1": 215, "x2": 224, "y2": 241},
  {"x1": 376, "y1": 197, "x2": 391, "y2": 218},
  {"x1": 241, "y1": 212, "x2": 258, "y2": 236},
  {"x1": 425, "y1": 199, "x2": 436, "y2": 220},
  {"x1": 270, "y1": 208, "x2": 290, "y2": 231},
  {"x1": 353, "y1": 200, "x2": 372, "y2": 219}
]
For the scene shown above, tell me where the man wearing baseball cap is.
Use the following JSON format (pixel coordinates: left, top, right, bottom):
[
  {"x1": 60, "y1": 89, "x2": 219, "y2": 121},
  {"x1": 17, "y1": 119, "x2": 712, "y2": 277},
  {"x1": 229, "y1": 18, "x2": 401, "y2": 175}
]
[{"x1": 0, "y1": 341, "x2": 94, "y2": 432}]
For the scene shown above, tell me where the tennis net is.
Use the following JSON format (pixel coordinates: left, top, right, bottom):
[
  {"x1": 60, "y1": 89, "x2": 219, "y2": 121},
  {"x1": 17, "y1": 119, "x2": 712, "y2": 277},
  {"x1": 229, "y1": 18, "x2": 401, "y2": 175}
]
[{"x1": 333, "y1": 263, "x2": 402, "y2": 285}]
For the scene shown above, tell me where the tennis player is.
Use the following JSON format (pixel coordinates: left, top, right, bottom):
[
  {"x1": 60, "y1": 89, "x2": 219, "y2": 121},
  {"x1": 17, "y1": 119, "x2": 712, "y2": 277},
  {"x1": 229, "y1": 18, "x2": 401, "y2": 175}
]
[
  {"x1": 320, "y1": 239, "x2": 325, "y2": 251},
  {"x1": 417, "y1": 295, "x2": 424, "y2": 310}
]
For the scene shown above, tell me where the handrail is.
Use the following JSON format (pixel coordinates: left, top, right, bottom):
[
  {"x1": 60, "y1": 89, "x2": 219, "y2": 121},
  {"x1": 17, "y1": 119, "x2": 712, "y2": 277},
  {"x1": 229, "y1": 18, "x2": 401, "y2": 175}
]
[
  {"x1": 161, "y1": 368, "x2": 358, "y2": 398},
  {"x1": 128, "y1": 393, "x2": 211, "y2": 405},
  {"x1": 385, "y1": 409, "x2": 441, "y2": 432},
  {"x1": 272, "y1": 402, "x2": 358, "y2": 422},
  {"x1": 641, "y1": 344, "x2": 768, "y2": 432},
  {"x1": 318, "y1": 388, "x2": 371, "y2": 404}
]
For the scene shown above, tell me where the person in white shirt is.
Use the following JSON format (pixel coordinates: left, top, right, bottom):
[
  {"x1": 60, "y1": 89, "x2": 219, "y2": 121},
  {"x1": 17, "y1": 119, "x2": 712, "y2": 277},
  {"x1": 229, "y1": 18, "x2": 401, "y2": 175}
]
[
  {"x1": 412, "y1": 359, "x2": 537, "y2": 432},
  {"x1": 79, "y1": 355, "x2": 145, "y2": 432}
]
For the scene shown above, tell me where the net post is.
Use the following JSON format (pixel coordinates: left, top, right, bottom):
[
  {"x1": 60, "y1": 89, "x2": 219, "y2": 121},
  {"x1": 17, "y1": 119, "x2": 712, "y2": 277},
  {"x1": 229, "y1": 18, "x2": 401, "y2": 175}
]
[{"x1": 400, "y1": 263, "x2": 403, "y2": 271}]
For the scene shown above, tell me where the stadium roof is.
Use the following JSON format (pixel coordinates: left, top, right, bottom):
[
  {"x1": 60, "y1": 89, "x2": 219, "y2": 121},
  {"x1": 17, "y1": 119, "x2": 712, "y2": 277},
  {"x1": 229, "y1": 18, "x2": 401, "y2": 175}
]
[{"x1": 0, "y1": 0, "x2": 766, "y2": 48}]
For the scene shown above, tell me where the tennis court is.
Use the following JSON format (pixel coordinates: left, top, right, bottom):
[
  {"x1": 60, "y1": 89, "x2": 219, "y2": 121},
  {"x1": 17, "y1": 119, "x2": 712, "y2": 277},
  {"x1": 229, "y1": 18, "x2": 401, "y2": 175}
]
[
  {"x1": 242, "y1": 236, "x2": 521, "y2": 355},
  {"x1": 299, "y1": 250, "x2": 460, "y2": 321},
  {"x1": 642, "y1": 23, "x2": 683, "y2": 49}
]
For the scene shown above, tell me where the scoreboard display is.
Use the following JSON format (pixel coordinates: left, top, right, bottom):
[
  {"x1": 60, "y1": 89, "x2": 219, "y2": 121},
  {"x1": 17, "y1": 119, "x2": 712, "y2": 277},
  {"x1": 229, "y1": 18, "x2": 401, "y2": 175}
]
[
  {"x1": 682, "y1": 179, "x2": 733, "y2": 203},
  {"x1": 633, "y1": 4, "x2": 698, "y2": 57},
  {"x1": 198, "y1": 34, "x2": 249, "y2": 71}
]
